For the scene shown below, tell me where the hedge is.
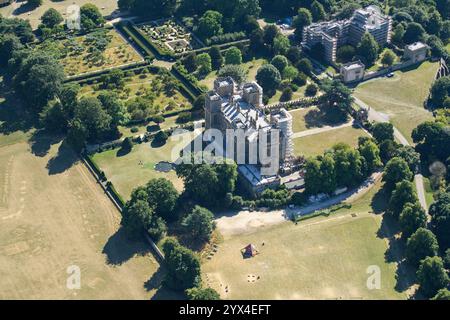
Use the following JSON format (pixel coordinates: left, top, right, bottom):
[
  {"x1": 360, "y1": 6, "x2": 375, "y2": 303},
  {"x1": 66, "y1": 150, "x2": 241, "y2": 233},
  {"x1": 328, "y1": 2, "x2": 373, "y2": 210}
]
[
  {"x1": 205, "y1": 32, "x2": 247, "y2": 46},
  {"x1": 65, "y1": 60, "x2": 150, "y2": 83},
  {"x1": 171, "y1": 63, "x2": 204, "y2": 97},
  {"x1": 294, "y1": 203, "x2": 352, "y2": 222},
  {"x1": 175, "y1": 39, "x2": 250, "y2": 58},
  {"x1": 116, "y1": 23, "x2": 155, "y2": 60},
  {"x1": 106, "y1": 181, "x2": 126, "y2": 208},
  {"x1": 86, "y1": 154, "x2": 104, "y2": 180},
  {"x1": 127, "y1": 22, "x2": 175, "y2": 59}
]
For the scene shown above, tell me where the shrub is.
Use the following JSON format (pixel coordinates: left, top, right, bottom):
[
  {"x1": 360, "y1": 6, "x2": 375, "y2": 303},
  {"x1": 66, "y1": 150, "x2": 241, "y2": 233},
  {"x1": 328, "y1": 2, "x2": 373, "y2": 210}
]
[
  {"x1": 154, "y1": 130, "x2": 169, "y2": 144},
  {"x1": 280, "y1": 87, "x2": 293, "y2": 102},
  {"x1": 177, "y1": 112, "x2": 192, "y2": 124},
  {"x1": 206, "y1": 32, "x2": 246, "y2": 46},
  {"x1": 121, "y1": 137, "x2": 133, "y2": 151},
  {"x1": 305, "y1": 84, "x2": 318, "y2": 96},
  {"x1": 293, "y1": 72, "x2": 307, "y2": 86}
]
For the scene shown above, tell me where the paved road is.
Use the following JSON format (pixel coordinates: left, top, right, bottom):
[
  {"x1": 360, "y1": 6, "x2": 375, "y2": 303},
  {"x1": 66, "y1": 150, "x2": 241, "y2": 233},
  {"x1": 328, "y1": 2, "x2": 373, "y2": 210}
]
[
  {"x1": 291, "y1": 120, "x2": 354, "y2": 139},
  {"x1": 353, "y1": 96, "x2": 428, "y2": 212}
]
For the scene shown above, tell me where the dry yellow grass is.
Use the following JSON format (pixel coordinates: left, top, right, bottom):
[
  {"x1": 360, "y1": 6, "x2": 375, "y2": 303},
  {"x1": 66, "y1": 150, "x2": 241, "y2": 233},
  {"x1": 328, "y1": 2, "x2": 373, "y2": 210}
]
[
  {"x1": 0, "y1": 137, "x2": 166, "y2": 299},
  {"x1": 203, "y1": 182, "x2": 406, "y2": 300},
  {"x1": 0, "y1": 0, "x2": 118, "y2": 29}
]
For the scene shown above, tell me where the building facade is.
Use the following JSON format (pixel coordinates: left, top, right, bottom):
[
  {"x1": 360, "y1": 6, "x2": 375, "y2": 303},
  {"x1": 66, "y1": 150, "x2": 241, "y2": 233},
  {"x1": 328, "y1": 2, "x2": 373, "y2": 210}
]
[
  {"x1": 404, "y1": 42, "x2": 428, "y2": 63},
  {"x1": 204, "y1": 77, "x2": 293, "y2": 195},
  {"x1": 302, "y1": 5, "x2": 392, "y2": 62},
  {"x1": 340, "y1": 60, "x2": 365, "y2": 83}
]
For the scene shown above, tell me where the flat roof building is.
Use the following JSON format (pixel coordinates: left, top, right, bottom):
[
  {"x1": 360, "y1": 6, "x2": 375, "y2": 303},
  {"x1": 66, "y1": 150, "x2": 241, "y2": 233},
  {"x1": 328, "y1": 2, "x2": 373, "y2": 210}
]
[
  {"x1": 340, "y1": 60, "x2": 365, "y2": 83},
  {"x1": 302, "y1": 5, "x2": 392, "y2": 62},
  {"x1": 404, "y1": 42, "x2": 428, "y2": 63}
]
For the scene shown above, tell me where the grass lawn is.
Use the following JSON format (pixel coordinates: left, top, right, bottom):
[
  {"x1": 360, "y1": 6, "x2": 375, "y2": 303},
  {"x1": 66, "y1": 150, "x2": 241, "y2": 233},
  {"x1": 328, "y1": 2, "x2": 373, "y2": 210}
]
[
  {"x1": 0, "y1": 0, "x2": 118, "y2": 29},
  {"x1": 367, "y1": 48, "x2": 401, "y2": 72},
  {"x1": 203, "y1": 182, "x2": 406, "y2": 299},
  {"x1": 290, "y1": 106, "x2": 320, "y2": 133},
  {"x1": 354, "y1": 61, "x2": 438, "y2": 144},
  {"x1": 421, "y1": 176, "x2": 435, "y2": 209},
  {"x1": 293, "y1": 126, "x2": 369, "y2": 158},
  {"x1": 267, "y1": 85, "x2": 308, "y2": 104},
  {"x1": 199, "y1": 58, "x2": 267, "y2": 90},
  {"x1": 91, "y1": 131, "x2": 196, "y2": 200},
  {"x1": 289, "y1": 105, "x2": 349, "y2": 133},
  {"x1": 43, "y1": 29, "x2": 142, "y2": 76}
]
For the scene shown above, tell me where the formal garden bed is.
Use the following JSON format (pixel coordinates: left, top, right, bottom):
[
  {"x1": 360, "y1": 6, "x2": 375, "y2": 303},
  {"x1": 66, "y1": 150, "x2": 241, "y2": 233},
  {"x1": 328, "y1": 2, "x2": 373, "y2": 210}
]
[
  {"x1": 136, "y1": 19, "x2": 204, "y2": 55},
  {"x1": 38, "y1": 28, "x2": 143, "y2": 76},
  {"x1": 77, "y1": 66, "x2": 193, "y2": 122}
]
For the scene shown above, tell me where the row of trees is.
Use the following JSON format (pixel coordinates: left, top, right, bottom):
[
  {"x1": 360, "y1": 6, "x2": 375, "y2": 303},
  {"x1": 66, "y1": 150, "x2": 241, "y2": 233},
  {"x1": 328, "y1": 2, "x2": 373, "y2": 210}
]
[
  {"x1": 181, "y1": 45, "x2": 244, "y2": 79},
  {"x1": 373, "y1": 117, "x2": 449, "y2": 299},
  {"x1": 304, "y1": 138, "x2": 381, "y2": 195},
  {"x1": 120, "y1": 0, "x2": 261, "y2": 34},
  {"x1": 383, "y1": 164, "x2": 449, "y2": 298}
]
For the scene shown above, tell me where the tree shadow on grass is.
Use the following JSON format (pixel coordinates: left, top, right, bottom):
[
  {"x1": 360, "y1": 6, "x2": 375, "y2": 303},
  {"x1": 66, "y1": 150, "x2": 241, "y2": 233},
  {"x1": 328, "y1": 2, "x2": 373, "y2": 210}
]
[
  {"x1": 144, "y1": 267, "x2": 186, "y2": 300},
  {"x1": 13, "y1": 1, "x2": 37, "y2": 15},
  {"x1": 46, "y1": 140, "x2": 79, "y2": 175},
  {"x1": 28, "y1": 130, "x2": 64, "y2": 157},
  {"x1": 304, "y1": 107, "x2": 346, "y2": 129},
  {"x1": 370, "y1": 186, "x2": 389, "y2": 214},
  {"x1": 116, "y1": 147, "x2": 131, "y2": 157},
  {"x1": 151, "y1": 138, "x2": 167, "y2": 148},
  {"x1": 146, "y1": 124, "x2": 160, "y2": 133},
  {"x1": 102, "y1": 227, "x2": 151, "y2": 266},
  {"x1": 394, "y1": 259, "x2": 417, "y2": 294},
  {"x1": 377, "y1": 209, "x2": 418, "y2": 295}
]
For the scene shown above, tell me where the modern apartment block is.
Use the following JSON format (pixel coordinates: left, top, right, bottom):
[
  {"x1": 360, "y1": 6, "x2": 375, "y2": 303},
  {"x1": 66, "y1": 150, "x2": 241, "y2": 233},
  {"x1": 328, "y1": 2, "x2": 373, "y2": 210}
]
[
  {"x1": 204, "y1": 77, "x2": 293, "y2": 194},
  {"x1": 302, "y1": 5, "x2": 392, "y2": 62}
]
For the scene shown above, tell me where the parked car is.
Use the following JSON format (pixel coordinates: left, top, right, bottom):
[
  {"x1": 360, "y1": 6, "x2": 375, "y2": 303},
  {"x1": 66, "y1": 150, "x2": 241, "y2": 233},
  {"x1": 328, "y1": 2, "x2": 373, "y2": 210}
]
[{"x1": 386, "y1": 72, "x2": 394, "y2": 78}]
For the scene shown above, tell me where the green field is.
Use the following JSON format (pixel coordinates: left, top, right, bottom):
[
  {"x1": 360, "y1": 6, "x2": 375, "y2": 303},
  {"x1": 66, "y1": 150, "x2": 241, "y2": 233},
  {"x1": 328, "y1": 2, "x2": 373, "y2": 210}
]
[
  {"x1": 293, "y1": 126, "x2": 369, "y2": 158},
  {"x1": 0, "y1": 131, "x2": 172, "y2": 299},
  {"x1": 91, "y1": 131, "x2": 197, "y2": 199},
  {"x1": 203, "y1": 182, "x2": 407, "y2": 299},
  {"x1": 354, "y1": 61, "x2": 438, "y2": 143}
]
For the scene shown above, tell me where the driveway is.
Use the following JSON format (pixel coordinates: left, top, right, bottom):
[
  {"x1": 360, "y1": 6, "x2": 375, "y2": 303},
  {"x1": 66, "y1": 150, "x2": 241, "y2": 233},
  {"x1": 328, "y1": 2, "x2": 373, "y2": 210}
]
[
  {"x1": 215, "y1": 171, "x2": 383, "y2": 236},
  {"x1": 291, "y1": 120, "x2": 354, "y2": 139},
  {"x1": 353, "y1": 97, "x2": 428, "y2": 212}
]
